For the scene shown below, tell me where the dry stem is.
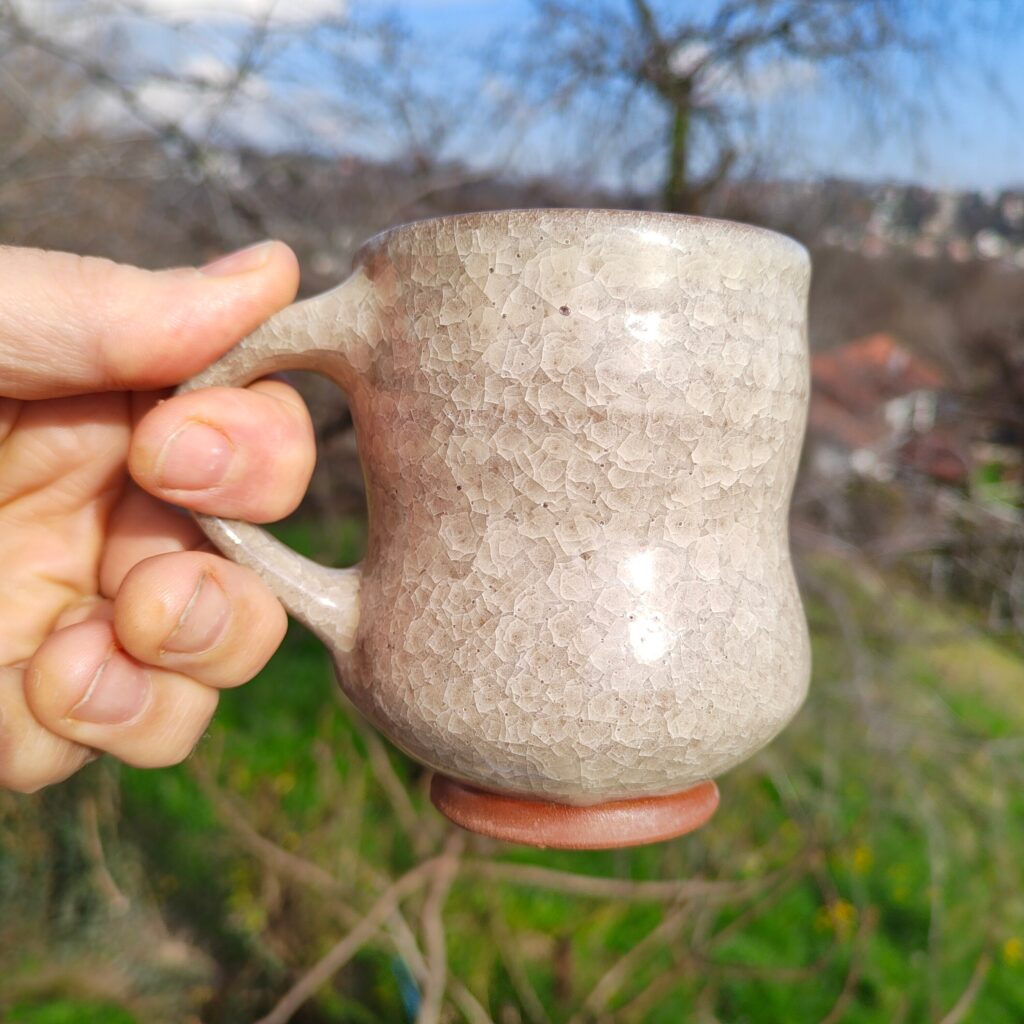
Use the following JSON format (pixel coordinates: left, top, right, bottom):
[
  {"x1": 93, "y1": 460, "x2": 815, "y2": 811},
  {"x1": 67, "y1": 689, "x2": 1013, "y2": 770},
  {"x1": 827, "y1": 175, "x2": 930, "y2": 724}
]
[
  {"x1": 416, "y1": 832, "x2": 465, "y2": 1024},
  {"x1": 256, "y1": 856, "x2": 443, "y2": 1024}
]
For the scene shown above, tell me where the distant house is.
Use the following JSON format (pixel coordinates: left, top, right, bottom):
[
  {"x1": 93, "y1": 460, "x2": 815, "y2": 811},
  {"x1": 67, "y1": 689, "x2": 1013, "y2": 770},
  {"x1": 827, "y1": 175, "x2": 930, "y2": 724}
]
[{"x1": 808, "y1": 333, "x2": 970, "y2": 485}]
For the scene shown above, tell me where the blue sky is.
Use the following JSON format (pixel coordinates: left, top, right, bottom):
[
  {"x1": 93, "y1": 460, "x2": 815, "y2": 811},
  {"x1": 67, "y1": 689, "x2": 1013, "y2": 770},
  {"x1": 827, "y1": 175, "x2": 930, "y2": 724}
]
[
  {"x1": 101, "y1": 0, "x2": 1024, "y2": 192},
  {"x1": 378, "y1": 0, "x2": 1024, "y2": 192}
]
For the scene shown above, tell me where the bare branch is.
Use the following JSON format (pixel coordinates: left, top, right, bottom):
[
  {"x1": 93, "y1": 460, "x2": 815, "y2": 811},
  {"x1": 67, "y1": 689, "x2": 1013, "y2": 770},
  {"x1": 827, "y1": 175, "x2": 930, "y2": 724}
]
[
  {"x1": 936, "y1": 950, "x2": 993, "y2": 1024},
  {"x1": 255, "y1": 857, "x2": 443, "y2": 1024},
  {"x1": 193, "y1": 765, "x2": 352, "y2": 900},
  {"x1": 416, "y1": 832, "x2": 465, "y2": 1024},
  {"x1": 463, "y1": 857, "x2": 803, "y2": 903},
  {"x1": 817, "y1": 906, "x2": 878, "y2": 1024},
  {"x1": 571, "y1": 904, "x2": 689, "y2": 1022},
  {"x1": 487, "y1": 905, "x2": 552, "y2": 1024},
  {"x1": 384, "y1": 911, "x2": 495, "y2": 1024},
  {"x1": 356, "y1": 718, "x2": 433, "y2": 855},
  {"x1": 79, "y1": 795, "x2": 130, "y2": 916},
  {"x1": 517, "y1": 0, "x2": 1017, "y2": 212}
]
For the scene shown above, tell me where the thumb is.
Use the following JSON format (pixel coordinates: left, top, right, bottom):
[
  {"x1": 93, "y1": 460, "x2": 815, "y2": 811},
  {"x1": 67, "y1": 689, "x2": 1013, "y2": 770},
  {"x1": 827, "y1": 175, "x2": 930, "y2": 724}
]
[{"x1": 0, "y1": 241, "x2": 300, "y2": 399}]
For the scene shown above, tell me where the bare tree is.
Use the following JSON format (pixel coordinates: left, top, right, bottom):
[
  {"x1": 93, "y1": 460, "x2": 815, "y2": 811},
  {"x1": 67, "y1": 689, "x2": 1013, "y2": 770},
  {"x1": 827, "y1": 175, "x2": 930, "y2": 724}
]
[
  {"x1": 0, "y1": 0, "x2": 494, "y2": 252},
  {"x1": 519, "y1": 0, "x2": 1015, "y2": 213}
]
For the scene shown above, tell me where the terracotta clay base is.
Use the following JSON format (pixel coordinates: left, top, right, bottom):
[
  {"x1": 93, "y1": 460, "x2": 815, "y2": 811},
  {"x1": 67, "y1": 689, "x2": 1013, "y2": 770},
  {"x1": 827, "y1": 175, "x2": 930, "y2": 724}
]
[{"x1": 430, "y1": 775, "x2": 719, "y2": 850}]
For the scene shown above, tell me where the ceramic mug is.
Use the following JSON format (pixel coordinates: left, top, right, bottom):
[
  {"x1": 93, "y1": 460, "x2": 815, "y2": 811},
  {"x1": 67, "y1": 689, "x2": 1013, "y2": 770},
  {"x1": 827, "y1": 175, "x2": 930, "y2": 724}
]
[{"x1": 179, "y1": 209, "x2": 811, "y2": 849}]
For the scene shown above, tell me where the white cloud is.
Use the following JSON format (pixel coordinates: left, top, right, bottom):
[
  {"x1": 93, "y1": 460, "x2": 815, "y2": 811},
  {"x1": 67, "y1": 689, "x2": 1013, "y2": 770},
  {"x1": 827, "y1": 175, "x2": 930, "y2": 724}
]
[
  {"x1": 669, "y1": 41, "x2": 711, "y2": 79},
  {"x1": 668, "y1": 40, "x2": 819, "y2": 105},
  {"x1": 132, "y1": 0, "x2": 345, "y2": 23},
  {"x1": 134, "y1": 79, "x2": 214, "y2": 124},
  {"x1": 179, "y1": 53, "x2": 234, "y2": 85},
  {"x1": 746, "y1": 58, "x2": 818, "y2": 99}
]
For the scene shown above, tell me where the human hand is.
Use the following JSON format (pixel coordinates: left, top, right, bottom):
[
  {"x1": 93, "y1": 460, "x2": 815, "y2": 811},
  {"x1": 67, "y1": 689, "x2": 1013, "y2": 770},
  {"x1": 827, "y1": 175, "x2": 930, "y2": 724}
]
[{"x1": 0, "y1": 242, "x2": 316, "y2": 791}]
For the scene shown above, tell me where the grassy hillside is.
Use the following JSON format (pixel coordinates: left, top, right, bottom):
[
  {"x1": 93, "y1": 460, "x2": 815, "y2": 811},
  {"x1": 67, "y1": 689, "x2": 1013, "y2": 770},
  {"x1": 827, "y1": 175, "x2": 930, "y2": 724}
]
[{"x1": 2, "y1": 522, "x2": 1023, "y2": 1023}]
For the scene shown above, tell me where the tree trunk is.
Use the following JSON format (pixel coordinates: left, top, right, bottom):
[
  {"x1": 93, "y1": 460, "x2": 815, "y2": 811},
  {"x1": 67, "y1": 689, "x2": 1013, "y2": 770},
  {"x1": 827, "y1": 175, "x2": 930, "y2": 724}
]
[{"x1": 664, "y1": 100, "x2": 693, "y2": 214}]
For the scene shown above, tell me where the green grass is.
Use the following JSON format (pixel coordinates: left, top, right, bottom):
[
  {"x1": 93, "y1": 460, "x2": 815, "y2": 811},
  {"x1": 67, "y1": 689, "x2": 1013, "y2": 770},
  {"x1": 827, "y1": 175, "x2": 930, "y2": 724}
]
[
  {"x1": 7, "y1": 1000, "x2": 138, "y2": 1024},
  {"x1": 2, "y1": 520, "x2": 1024, "y2": 1022}
]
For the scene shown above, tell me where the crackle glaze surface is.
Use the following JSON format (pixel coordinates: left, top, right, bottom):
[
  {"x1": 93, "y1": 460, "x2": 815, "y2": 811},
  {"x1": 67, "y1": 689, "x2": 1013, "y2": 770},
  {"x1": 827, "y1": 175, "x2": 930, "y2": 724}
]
[{"x1": 182, "y1": 209, "x2": 812, "y2": 805}]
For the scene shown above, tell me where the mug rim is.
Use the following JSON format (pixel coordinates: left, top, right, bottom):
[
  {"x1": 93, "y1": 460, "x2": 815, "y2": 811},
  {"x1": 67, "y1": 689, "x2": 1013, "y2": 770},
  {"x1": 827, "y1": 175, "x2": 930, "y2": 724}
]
[{"x1": 355, "y1": 206, "x2": 809, "y2": 266}]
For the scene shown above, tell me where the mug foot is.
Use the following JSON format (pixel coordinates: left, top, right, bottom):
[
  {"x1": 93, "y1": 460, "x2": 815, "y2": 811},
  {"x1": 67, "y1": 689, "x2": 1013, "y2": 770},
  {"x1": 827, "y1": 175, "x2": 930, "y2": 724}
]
[{"x1": 429, "y1": 775, "x2": 719, "y2": 850}]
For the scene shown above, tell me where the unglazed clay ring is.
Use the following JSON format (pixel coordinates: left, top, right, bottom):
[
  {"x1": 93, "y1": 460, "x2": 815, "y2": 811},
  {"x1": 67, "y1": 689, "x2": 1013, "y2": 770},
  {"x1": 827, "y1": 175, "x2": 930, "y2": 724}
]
[{"x1": 430, "y1": 774, "x2": 720, "y2": 849}]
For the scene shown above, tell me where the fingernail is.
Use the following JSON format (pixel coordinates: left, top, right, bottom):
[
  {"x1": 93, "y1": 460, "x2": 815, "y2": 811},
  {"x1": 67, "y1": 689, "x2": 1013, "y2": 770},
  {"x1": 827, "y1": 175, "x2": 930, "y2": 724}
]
[
  {"x1": 200, "y1": 240, "x2": 274, "y2": 277},
  {"x1": 164, "y1": 573, "x2": 231, "y2": 654},
  {"x1": 157, "y1": 422, "x2": 234, "y2": 491},
  {"x1": 71, "y1": 652, "x2": 151, "y2": 725}
]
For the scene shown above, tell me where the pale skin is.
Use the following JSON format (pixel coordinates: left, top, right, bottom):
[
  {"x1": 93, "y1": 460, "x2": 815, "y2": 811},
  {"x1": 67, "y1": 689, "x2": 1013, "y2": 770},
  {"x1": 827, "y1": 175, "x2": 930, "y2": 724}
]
[{"x1": 0, "y1": 240, "x2": 317, "y2": 792}]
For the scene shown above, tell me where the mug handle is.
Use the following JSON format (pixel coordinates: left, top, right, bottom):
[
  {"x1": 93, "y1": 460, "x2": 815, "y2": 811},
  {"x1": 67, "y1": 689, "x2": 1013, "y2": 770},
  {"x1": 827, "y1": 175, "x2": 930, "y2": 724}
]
[{"x1": 174, "y1": 270, "x2": 378, "y2": 658}]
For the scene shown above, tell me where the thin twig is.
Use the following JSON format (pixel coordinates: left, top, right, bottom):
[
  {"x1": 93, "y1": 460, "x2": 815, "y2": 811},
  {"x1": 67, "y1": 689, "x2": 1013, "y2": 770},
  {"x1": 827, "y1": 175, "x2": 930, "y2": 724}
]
[
  {"x1": 447, "y1": 978, "x2": 495, "y2": 1024},
  {"x1": 367, "y1": 731, "x2": 427, "y2": 848},
  {"x1": 921, "y1": 791, "x2": 948, "y2": 1020},
  {"x1": 488, "y1": 905, "x2": 552, "y2": 1024},
  {"x1": 615, "y1": 944, "x2": 695, "y2": 1023},
  {"x1": 699, "y1": 858, "x2": 806, "y2": 950},
  {"x1": 416, "y1": 832, "x2": 465, "y2": 1024},
  {"x1": 692, "y1": 944, "x2": 837, "y2": 982},
  {"x1": 694, "y1": 977, "x2": 722, "y2": 1024},
  {"x1": 571, "y1": 905, "x2": 689, "y2": 1022},
  {"x1": 193, "y1": 765, "x2": 349, "y2": 898},
  {"x1": 386, "y1": 911, "x2": 495, "y2": 1024},
  {"x1": 255, "y1": 857, "x2": 442, "y2": 1024},
  {"x1": 387, "y1": 910, "x2": 429, "y2": 978},
  {"x1": 817, "y1": 907, "x2": 878, "y2": 1024},
  {"x1": 335, "y1": 685, "x2": 434, "y2": 856},
  {"x1": 464, "y1": 858, "x2": 798, "y2": 903},
  {"x1": 79, "y1": 795, "x2": 130, "y2": 915},
  {"x1": 201, "y1": 755, "x2": 480, "y2": 1018},
  {"x1": 936, "y1": 949, "x2": 993, "y2": 1024}
]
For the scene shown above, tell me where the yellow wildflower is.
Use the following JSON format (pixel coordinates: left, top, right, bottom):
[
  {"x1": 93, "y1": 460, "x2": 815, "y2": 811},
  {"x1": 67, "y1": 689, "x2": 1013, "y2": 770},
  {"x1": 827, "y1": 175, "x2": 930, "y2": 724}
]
[{"x1": 272, "y1": 771, "x2": 296, "y2": 796}]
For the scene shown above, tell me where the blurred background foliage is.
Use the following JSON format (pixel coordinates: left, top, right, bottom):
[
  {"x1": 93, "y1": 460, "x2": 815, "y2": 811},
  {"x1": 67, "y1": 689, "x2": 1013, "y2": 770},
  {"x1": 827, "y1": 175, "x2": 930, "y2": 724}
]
[{"x1": 2, "y1": 2, "x2": 1024, "y2": 1022}]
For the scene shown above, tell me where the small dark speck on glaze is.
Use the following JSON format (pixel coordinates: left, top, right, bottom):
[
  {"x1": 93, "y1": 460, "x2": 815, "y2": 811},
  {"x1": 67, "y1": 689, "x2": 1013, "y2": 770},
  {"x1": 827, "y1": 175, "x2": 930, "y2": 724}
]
[{"x1": 559, "y1": 305, "x2": 570, "y2": 316}]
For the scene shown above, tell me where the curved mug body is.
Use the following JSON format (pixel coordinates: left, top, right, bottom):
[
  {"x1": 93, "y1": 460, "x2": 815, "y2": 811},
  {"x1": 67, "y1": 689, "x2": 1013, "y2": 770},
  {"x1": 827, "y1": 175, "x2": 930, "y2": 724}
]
[{"x1": 180, "y1": 209, "x2": 812, "y2": 808}]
